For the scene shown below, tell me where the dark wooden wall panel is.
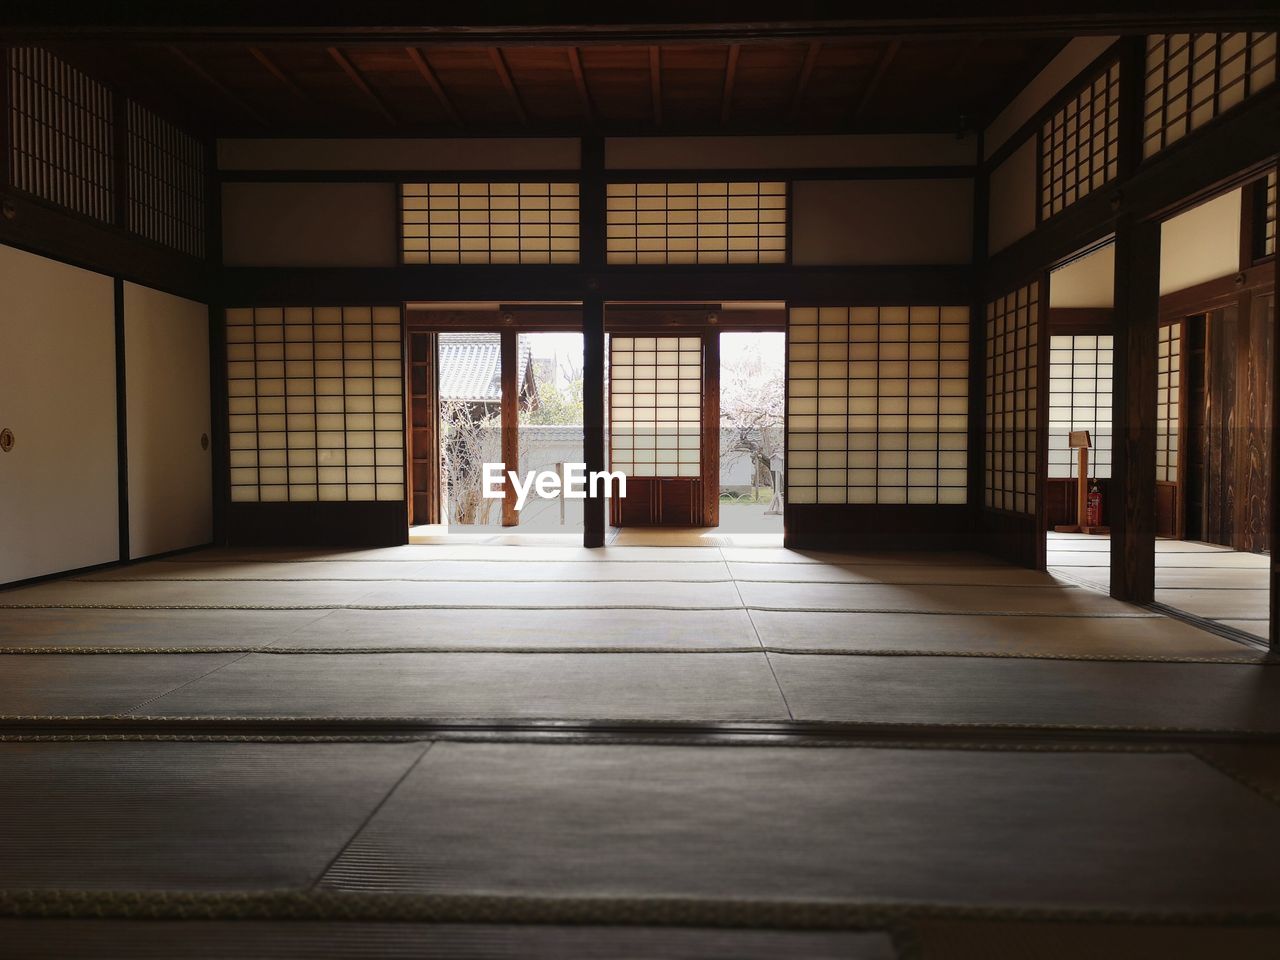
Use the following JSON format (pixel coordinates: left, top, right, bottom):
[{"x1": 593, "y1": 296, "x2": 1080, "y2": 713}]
[
  {"x1": 227, "y1": 502, "x2": 408, "y2": 547},
  {"x1": 787, "y1": 504, "x2": 973, "y2": 552}
]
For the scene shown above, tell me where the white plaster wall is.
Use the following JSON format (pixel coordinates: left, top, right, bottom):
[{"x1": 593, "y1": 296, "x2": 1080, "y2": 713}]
[
  {"x1": 987, "y1": 138, "x2": 1037, "y2": 254},
  {"x1": 0, "y1": 244, "x2": 117, "y2": 584},
  {"x1": 1160, "y1": 189, "x2": 1242, "y2": 295},
  {"x1": 1050, "y1": 244, "x2": 1116, "y2": 308},
  {"x1": 124, "y1": 283, "x2": 212, "y2": 559},
  {"x1": 606, "y1": 134, "x2": 977, "y2": 169},
  {"x1": 218, "y1": 138, "x2": 580, "y2": 171},
  {"x1": 792, "y1": 179, "x2": 973, "y2": 265},
  {"x1": 222, "y1": 182, "x2": 399, "y2": 267}
]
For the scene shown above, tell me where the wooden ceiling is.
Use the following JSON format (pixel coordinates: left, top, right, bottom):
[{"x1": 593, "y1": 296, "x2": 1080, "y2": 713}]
[{"x1": 59, "y1": 36, "x2": 1067, "y2": 138}]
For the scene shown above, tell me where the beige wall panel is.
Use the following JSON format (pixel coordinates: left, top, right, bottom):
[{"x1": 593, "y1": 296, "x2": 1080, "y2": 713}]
[
  {"x1": 792, "y1": 179, "x2": 973, "y2": 266},
  {"x1": 1049, "y1": 243, "x2": 1115, "y2": 308},
  {"x1": 987, "y1": 138, "x2": 1037, "y2": 255},
  {"x1": 985, "y1": 36, "x2": 1119, "y2": 159},
  {"x1": 0, "y1": 245, "x2": 117, "y2": 584},
  {"x1": 124, "y1": 283, "x2": 212, "y2": 559},
  {"x1": 218, "y1": 138, "x2": 580, "y2": 171},
  {"x1": 606, "y1": 134, "x2": 976, "y2": 169},
  {"x1": 1159, "y1": 189, "x2": 1242, "y2": 295},
  {"x1": 222, "y1": 182, "x2": 398, "y2": 267}
]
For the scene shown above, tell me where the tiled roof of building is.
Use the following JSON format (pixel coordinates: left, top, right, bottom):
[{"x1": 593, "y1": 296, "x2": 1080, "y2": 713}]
[{"x1": 438, "y1": 333, "x2": 533, "y2": 403}]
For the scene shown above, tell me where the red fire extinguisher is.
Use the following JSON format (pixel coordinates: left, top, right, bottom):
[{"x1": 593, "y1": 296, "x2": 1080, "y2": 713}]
[{"x1": 1086, "y1": 479, "x2": 1102, "y2": 528}]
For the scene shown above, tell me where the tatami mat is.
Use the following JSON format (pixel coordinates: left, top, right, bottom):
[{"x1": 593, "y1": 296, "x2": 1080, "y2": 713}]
[
  {"x1": 0, "y1": 741, "x2": 426, "y2": 890},
  {"x1": 737, "y1": 581, "x2": 1151, "y2": 616},
  {"x1": 0, "y1": 921, "x2": 899, "y2": 960},
  {"x1": 915, "y1": 921, "x2": 1280, "y2": 960},
  {"x1": 0, "y1": 653, "x2": 248, "y2": 716},
  {"x1": 318, "y1": 742, "x2": 1280, "y2": 912},
  {"x1": 751, "y1": 610, "x2": 1261, "y2": 659},
  {"x1": 771, "y1": 655, "x2": 1280, "y2": 731},
  {"x1": 0, "y1": 609, "x2": 331, "y2": 649},
  {"x1": 132, "y1": 652, "x2": 792, "y2": 721},
  {"x1": 268, "y1": 607, "x2": 760, "y2": 650}
]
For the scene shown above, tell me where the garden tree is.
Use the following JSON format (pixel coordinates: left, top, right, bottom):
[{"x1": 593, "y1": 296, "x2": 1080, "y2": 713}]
[
  {"x1": 439, "y1": 398, "x2": 502, "y2": 525},
  {"x1": 720, "y1": 343, "x2": 784, "y2": 498}
]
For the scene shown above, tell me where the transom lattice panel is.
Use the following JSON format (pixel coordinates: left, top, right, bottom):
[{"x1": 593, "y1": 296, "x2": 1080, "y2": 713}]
[
  {"x1": 1048, "y1": 335, "x2": 1113, "y2": 480},
  {"x1": 610, "y1": 336, "x2": 702, "y2": 478},
  {"x1": 786, "y1": 306, "x2": 970, "y2": 506},
  {"x1": 606, "y1": 181, "x2": 786, "y2": 264},
  {"x1": 985, "y1": 283, "x2": 1041, "y2": 515},
  {"x1": 1040, "y1": 62, "x2": 1120, "y2": 221},
  {"x1": 1157, "y1": 322, "x2": 1182, "y2": 484},
  {"x1": 226, "y1": 306, "x2": 404, "y2": 503},
  {"x1": 127, "y1": 101, "x2": 206, "y2": 257},
  {"x1": 7, "y1": 47, "x2": 113, "y2": 222},
  {"x1": 1265, "y1": 171, "x2": 1277, "y2": 258},
  {"x1": 1143, "y1": 33, "x2": 1277, "y2": 159},
  {"x1": 401, "y1": 182, "x2": 579, "y2": 264}
]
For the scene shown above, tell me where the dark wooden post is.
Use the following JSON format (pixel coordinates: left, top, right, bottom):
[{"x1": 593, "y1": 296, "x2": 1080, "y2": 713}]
[
  {"x1": 1270, "y1": 160, "x2": 1280, "y2": 651},
  {"x1": 1109, "y1": 213, "x2": 1161, "y2": 602},
  {"x1": 583, "y1": 294, "x2": 606, "y2": 546},
  {"x1": 500, "y1": 327, "x2": 519, "y2": 527},
  {"x1": 580, "y1": 136, "x2": 607, "y2": 547},
  {"x1": 701, "y1": 328, "x2": 720, "y2": 528}
]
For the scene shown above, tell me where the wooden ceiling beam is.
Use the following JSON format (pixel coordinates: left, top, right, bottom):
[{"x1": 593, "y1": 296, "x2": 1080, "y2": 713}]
[
  {"x1": 790, "y1": 41, "x2": 821, "y2": 120},
  {"x1": 248, "y1": 46, "x2": 312, "y2": 106},
  {"x1": 649, "y1": 46, "x2": 663, "y2": 126},
  {"x1": 853, "y1": 38, "x2": 900, "y2": 120},
  {"x1": 406, "y1": 47, "x2": 462, "y2": 126},
  {"x1": 327, "y1": 47, "x2": 397, "y2": 124},
  {"x1": 488, "y1": 47, "x2": 529, "y2": 125},
  {"x1": 720, "y1": 44, "x2": 740, "y2": 126},
  {"x1": 567, "y1": 47, "x2": 594, "y2": 124},
  {"x1": 167, "y1": 45, "x2": 268, "y2": 126}
]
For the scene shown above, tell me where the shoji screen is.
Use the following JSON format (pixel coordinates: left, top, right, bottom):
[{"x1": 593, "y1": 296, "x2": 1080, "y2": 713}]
[
  {"x1": 1047, "y1": 335, "x2": 1114, "y2": 480},
  {"x1": 1143, "y1": 33, "x2": 1277, "y2": 158},
  {"x1": 401, "y1": 182, "x2": 579, "y2": 264},
  {"x1": 1040, "y1": 61, "x2": 1120, "y2": 221},
  {"x1": 127, "y1": 101, "x2": 206, "y2": 257},
  {"x1": 985, "y1": 283, "x2": 1041, "y2": 514},
  {"x1": 606, "y1": 181, "x2": 786, "y2": 264},
  {"x1": 609, "y1": 336, "x2": 701, "y2": 478},
  {"x1": 7, "y1": 47, "x2": 113, "y2": 222},
  {"x1": 226, "y1": 306, "x2": 404, "y2": 503},
  {"x1": 1156, "y1": 322, "x2": 1182, "y2": 484},
  {"x1": 786, "y1": 306, "x2": 969, "y2": 505},
  {"x1": 1265, "y1": 171, "x2": 1277, "y2": 258}
]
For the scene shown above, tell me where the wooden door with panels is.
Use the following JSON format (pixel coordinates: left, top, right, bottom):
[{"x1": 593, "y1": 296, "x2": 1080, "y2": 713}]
[{"x1": 608, "y1": 332, "x2": 714, "y2": 526}]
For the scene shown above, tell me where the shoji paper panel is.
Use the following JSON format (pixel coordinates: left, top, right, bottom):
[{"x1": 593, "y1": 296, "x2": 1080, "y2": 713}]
[
  {"x1": 124, "y1": 283, "x2": 212, "y2": 557},
  {"x1": 7, "y1": 47, "x2": 113, "y2": 222},
  {"x1": 127, "y1": 101, "x2": 206, "y2": 258},
  {"x1": 401, "y1": 182, "x2": 579, "y2": 264},
  {"x1": 1143, "y1": 33, "x2": 1277, "y2": 159},
  {"x1": 1265, "y1": 171, "x2": 1277, "y2": 258},
  {"x1": 1156, "y1": 322, "x2": 1182, "y2": 484},
  {"x1": 227, "y1": 306, "x2": 404, "y2": 503},
  {"x1": 1040, "y1": 61, "x2": 1120, "y2": 221},
  {"x1": 787, "y1": 306, "x2": 970, "y2": 506},
  {"x1": 0, "y1": 244, "x2": 116, "y2": 584},
  {"x1": 985, "y1": 283, "x2": 1041, "y2": 515},
  {"x1": 1047, "y1": 335, "x2": 1113, "y2": 480},
  {"x1": 610, "y1": 336, "x2": 701, "y2": 478},
  {"x1": 606, "y1": 181, "x2": 786, "y2": 264}
]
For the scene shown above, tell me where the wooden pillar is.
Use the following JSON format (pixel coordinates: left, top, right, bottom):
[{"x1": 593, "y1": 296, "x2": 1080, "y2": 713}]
[
  {"x1": 583, "y1": 294, "x2": 606, "y2": 546},
  {"x1": 1110, "y1": 213, "x2": 1161, "y2": 602},
  {"x1": 1270, "y1": 160, "x2": 1280, "y2": 651},
  {"x1": 500, "y1": 327, "x2": 519, "y2": 527},
  {"x1": 701, "y1": 329, "x2": 720, "y2": 528}
]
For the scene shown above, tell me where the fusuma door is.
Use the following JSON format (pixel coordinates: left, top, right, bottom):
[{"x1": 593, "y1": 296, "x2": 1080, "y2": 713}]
[{"x1": 609, "y1": 334, "x2": 708, "y2": 526}]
